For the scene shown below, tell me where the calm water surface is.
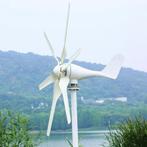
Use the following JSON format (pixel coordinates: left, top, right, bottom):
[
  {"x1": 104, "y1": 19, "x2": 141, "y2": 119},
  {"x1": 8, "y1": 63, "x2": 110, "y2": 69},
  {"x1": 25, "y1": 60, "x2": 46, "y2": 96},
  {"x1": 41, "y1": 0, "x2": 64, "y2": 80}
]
[{"x1": 38, "y1": 131, "x2": 108, "y2": 147}]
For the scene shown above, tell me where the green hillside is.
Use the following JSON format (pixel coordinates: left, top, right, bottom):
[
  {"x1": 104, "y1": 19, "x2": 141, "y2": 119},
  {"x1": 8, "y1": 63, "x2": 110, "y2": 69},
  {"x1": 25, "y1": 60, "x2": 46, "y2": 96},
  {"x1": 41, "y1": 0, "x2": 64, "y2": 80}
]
[{"x1": 0, "y1": 51, "x2": 147, "y2": 131}]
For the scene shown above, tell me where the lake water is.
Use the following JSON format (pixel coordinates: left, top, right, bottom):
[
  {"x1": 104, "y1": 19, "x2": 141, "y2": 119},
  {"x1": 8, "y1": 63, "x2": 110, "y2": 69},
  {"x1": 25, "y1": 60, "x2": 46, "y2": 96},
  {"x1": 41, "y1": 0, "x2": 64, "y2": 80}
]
[{"x1": 38, "y1": 131, "x2": 108, "y2": 147}]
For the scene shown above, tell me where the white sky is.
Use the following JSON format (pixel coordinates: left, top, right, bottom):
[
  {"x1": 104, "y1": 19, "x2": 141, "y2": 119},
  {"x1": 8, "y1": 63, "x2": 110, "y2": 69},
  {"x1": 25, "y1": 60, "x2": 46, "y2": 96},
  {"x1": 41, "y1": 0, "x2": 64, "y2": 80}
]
[{"x1": 0, "y1": 0, "x2": 147, "y2": 72}]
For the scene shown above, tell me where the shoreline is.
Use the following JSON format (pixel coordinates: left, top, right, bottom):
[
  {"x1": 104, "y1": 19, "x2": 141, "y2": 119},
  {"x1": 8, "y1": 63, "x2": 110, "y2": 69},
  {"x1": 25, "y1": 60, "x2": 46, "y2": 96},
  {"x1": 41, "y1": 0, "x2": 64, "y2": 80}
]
[{"x1": 31, "y1": 130, "x2": 115, "y2": 135}]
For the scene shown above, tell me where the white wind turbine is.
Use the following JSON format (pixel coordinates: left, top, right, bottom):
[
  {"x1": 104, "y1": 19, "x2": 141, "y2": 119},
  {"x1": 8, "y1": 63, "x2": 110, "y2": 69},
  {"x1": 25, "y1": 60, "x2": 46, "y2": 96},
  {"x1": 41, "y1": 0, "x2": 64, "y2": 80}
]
[{"x1": 38, "y1": 2, "x2": 124, "y2": 147}]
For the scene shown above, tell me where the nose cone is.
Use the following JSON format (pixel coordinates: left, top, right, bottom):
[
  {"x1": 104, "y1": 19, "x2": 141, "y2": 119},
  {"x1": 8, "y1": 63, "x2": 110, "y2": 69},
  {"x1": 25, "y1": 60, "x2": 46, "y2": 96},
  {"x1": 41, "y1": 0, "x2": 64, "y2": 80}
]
[{"x1": 53, "y1": 65, "x2": 60, "y2": 75}]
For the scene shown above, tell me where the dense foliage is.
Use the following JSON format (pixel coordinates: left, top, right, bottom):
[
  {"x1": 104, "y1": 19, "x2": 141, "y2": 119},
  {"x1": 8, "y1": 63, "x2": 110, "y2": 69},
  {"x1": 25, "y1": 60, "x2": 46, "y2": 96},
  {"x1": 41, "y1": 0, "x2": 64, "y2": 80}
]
[
  {"x1": 26, "y1": 103, "x2": 147, "y2": 131},
  {"x1": 106, "y1": 116, "x2": 147, "y2": 147},
  {"x1": 0, "y1": 111, "x2": 34, "y2": 147}
]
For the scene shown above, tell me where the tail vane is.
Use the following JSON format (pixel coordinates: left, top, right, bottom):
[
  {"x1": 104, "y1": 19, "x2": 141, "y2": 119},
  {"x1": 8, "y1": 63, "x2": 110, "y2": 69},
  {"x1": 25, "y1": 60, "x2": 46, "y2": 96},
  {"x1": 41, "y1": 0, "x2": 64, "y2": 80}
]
[{"x1": 101, "y1": 54, "x2": 124, "y2": 79}]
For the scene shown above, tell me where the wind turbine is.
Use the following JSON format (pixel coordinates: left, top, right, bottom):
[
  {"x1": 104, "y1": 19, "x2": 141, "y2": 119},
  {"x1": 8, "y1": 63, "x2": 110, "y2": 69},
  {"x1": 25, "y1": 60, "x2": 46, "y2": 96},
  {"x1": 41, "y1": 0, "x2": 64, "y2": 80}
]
[{"x1": 38, "y1": 2, "x2": 124, "y2": 147}]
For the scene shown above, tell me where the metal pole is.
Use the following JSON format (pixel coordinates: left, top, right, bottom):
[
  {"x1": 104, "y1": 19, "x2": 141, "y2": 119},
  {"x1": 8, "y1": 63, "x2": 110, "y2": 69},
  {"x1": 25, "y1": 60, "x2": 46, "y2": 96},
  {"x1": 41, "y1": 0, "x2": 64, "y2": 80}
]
[{"x1": 68, "y1": 80, "x2": 79, "y2": 147}]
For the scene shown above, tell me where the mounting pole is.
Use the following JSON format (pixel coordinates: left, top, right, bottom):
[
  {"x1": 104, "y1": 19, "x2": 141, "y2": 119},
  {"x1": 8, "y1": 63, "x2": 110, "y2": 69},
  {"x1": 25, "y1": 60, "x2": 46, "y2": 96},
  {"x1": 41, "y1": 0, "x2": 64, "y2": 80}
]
[{"x1": 68, "y1": 80, "x2": 79, "y2": 147}]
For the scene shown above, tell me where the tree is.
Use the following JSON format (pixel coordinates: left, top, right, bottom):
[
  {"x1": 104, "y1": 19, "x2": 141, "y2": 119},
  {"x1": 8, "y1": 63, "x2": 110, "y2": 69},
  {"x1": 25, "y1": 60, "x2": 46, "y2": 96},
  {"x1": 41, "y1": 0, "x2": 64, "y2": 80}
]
[{"x1": 0, "y1": 110, "x2": 34, "y2": 147}]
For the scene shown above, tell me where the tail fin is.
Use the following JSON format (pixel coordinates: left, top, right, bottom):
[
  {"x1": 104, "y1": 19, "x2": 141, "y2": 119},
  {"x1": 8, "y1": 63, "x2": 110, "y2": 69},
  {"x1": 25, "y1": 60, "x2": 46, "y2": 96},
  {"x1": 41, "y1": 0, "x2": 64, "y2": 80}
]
[{"x1": 101, "y1": 54, "x2": 124, "y2": 79}]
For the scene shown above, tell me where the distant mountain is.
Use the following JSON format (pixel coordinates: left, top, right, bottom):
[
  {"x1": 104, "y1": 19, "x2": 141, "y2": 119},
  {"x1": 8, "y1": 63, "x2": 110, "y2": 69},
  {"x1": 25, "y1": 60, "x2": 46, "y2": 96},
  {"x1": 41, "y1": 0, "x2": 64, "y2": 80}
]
[
  {"x1": 0, "y1": 50, "x2": 147, "y2": 104},
  {"x1": 0, "y1": 50, "x2": 147, "y2": 130}
]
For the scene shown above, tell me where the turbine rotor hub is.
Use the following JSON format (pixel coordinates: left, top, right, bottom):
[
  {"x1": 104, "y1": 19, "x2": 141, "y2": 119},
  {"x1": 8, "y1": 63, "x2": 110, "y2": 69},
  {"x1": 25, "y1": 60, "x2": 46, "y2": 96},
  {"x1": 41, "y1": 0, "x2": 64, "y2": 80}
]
[{"x1": 53, "y1": 64, "x2": 68, "y2": 77}]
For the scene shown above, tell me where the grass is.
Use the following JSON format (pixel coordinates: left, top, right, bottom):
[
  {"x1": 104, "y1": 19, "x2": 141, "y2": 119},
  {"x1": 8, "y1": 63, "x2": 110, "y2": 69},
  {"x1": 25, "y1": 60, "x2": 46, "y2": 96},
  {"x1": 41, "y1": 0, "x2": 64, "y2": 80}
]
[{"x1": 105, "y1": 116, "x2": 147, "y2": 147}]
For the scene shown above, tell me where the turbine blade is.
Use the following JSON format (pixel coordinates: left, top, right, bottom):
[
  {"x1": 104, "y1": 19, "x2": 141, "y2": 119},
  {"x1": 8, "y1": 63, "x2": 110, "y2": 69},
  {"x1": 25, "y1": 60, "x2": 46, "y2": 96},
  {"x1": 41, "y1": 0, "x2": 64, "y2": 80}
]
[
  {"x1": 59, "y1": 76, "x2": 71, "y2": 124},
  {"x1": 38, "y1": 74, "x2": 56, "y2": 90},
  {"x1": 68, "y1": 48, "x2": 81, "y2": 64},
  {"x1": 44, "y1": 32, "x2": 59, "y2": 63},
  {"x1": 62, "y1": 48, "x2": 81, "y2": 71},
  {"x1": 60, "y1": 2, "x2": 70, "y2": 63},
  {"x1": 100, "y1": 54, "x2": 124, "y2": 79},
  {"x1": 47, "y1": 80, "x2": 61, "y2": 136}
]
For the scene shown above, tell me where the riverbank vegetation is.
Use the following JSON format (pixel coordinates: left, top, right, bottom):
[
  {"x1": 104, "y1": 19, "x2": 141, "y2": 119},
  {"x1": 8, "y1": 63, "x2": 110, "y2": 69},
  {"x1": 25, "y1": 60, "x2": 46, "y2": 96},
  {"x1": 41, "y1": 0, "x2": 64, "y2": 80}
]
[
  {"x1": 106, "y1": 116, "x2": 147, "y2": 147},
  {"x1": 27, "y1": 102, "x2": 147, "y2": 131},
  {"x1": 1, "y1": 101, "x2": 147, "y2": 132}
]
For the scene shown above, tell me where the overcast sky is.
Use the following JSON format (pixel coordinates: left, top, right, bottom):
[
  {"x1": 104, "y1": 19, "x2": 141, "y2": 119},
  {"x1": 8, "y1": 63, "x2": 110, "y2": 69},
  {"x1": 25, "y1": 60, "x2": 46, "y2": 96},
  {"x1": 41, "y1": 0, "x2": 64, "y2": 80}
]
[{"x1": 0, "y1": 0, "x2": 147, "y2": 72}]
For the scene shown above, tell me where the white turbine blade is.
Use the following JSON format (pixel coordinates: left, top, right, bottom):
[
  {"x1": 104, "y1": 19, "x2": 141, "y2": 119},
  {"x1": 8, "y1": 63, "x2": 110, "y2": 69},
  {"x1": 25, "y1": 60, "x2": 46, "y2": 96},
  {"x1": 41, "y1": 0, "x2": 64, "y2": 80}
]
[
  {"x1": 68, "y1": 48, "x2": 81, "y2": 64},
  {"x1": 62, "y1": 49, "x2": 81, "y2": 71},
  {"x1": 38, "y1": 74, "x2": 56, "y2": 90},
  {"x1": 60, "y1": 2, "x2": 70, "y2": 63},
  {"x1": 59, "y1": 76, "x2": 71, "y2": 124},
  {"x1": 100, "y1": 54, "x2": 124, "y2": 79},
  {"x1": 44, "y1": 32, "x2": 59, "y2": 63},
  {"x1": 61, "y1": 49, "x2": 81, "y2": 72},
  {"x1": 47, "y1": 80, "x2": 61, "y2": 136}
]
